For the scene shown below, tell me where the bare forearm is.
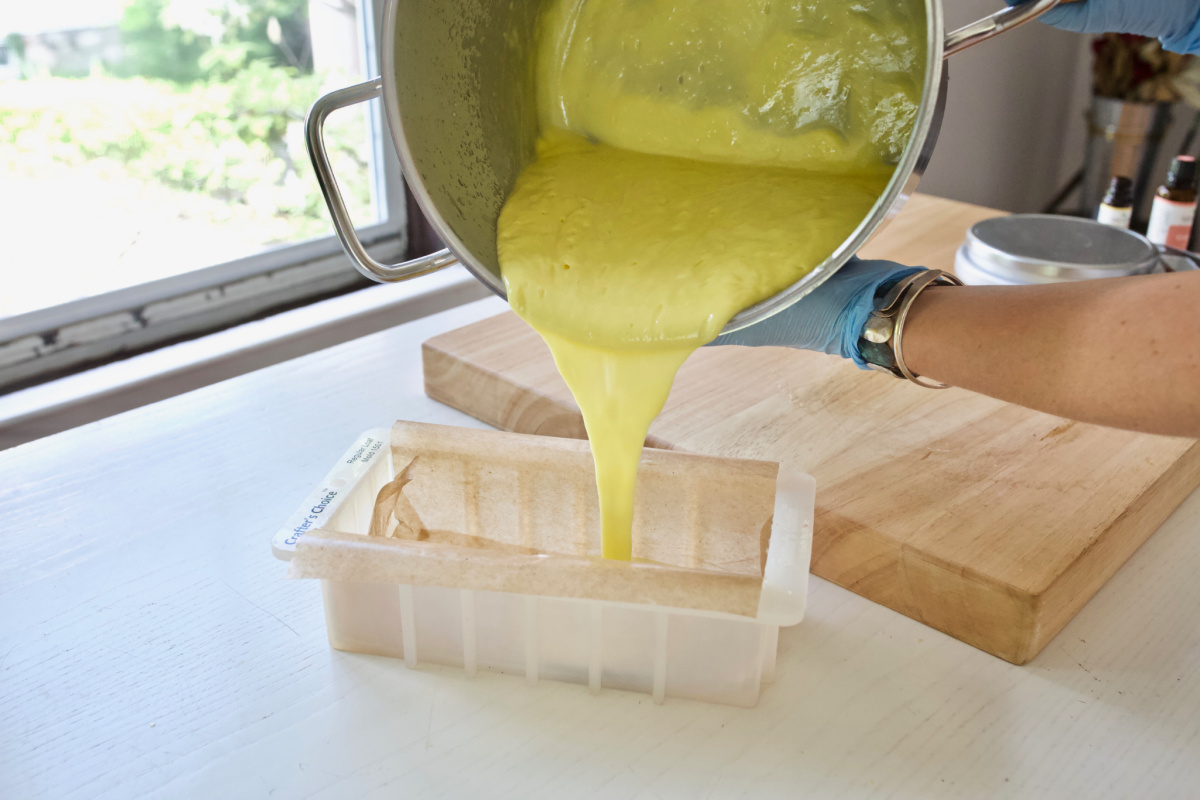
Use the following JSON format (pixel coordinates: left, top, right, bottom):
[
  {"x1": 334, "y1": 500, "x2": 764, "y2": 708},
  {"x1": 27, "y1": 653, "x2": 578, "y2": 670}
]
[{"x1": 902, "y1": 273, "x2": 1200, "y2": 437}]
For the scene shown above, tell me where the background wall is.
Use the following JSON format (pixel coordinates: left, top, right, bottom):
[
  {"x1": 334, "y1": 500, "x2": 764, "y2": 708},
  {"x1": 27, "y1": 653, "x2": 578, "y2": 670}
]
[{"x1": 920, "y1": 0, "x2": 1093, "y2": 213}]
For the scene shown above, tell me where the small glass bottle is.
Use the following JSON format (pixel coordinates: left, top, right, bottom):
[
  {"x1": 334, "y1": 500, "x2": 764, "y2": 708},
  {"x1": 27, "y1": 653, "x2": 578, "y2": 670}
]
[
  {"x1": 1146, "y1": 156, "x2": 1198, "y2": 249},
  {"x1": 1095, "y1": 176, "x2": 1133, "y2": 229}
]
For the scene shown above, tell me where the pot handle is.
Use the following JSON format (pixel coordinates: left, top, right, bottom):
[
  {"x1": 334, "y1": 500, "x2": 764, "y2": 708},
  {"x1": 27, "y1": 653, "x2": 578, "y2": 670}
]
[
  {"x1": 944, "y1": 0, "x2": 1068, "y2": 58},
  {"x1": 305, "y1": 77, "x2": 458, "y2": 283}
]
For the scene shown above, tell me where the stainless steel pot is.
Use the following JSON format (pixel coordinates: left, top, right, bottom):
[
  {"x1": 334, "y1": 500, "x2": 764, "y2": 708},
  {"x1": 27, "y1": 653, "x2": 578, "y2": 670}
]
[{"x1": 307, "y1": 0, "x2": 1063, "y2": 333}]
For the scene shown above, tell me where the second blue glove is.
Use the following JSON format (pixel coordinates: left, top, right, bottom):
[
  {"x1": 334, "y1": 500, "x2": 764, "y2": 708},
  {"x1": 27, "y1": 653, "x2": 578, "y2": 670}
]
[{"x1": 1008, "y1": 0, "x2": 1200, "y2": 55}]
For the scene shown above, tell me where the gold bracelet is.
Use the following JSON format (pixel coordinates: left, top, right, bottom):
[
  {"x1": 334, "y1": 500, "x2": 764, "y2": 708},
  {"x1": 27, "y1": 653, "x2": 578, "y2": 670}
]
[
  {"x1": 861, "y1": 269, "x2": 963, "y2": 389},
  {"x1": 893, "y1": 271, "x2": 962, "y2": 389}
]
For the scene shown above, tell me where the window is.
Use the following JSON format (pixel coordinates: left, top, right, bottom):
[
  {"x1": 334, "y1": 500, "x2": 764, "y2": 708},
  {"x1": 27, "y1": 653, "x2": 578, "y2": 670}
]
[{"x1": 0, "y1": 0, "x2": 407, "y2": 389}]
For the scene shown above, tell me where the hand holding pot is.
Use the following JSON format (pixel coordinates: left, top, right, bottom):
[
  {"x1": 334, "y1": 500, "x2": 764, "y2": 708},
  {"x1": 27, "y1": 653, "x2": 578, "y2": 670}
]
[
  {"x1": 1009, "y1": 0, "x2": 1200, "y2": 54},
  {"x1": 709, "y1": 258, "x2": 922, "y2": 369}
]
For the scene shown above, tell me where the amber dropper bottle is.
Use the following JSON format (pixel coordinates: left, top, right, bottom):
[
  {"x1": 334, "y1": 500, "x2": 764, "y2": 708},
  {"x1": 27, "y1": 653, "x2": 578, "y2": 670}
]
[
  {"x1": 1095, "y1": 176, "x2": 1133, "y2": 230},
  {"x1": 1146, "y1": 156, "x2": 1198, "y2": 249}
]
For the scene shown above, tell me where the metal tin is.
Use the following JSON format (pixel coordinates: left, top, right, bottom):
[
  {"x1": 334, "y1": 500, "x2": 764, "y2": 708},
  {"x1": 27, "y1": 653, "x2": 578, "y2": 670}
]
[{"x1": 955, "y1": 215, "x2": 1160, "y2": 286}]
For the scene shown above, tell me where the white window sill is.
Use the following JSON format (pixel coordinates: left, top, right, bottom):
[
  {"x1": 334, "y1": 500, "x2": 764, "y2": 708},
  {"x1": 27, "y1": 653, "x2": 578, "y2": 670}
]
[{"x1": 0, "y1": 266, "x2": 490, "y2": 450}]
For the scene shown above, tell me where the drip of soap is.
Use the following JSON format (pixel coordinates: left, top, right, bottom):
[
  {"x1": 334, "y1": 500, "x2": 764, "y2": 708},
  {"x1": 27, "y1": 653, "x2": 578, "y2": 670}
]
[{"x1": 499, "y1": 136, "x2": 889, "y2": 559}]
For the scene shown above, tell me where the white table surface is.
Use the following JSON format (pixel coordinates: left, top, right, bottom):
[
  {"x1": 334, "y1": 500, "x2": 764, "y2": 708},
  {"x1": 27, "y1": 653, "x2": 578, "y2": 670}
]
[{"x1": 4, "y1": 295, "x2": 1200, "y2": 800}]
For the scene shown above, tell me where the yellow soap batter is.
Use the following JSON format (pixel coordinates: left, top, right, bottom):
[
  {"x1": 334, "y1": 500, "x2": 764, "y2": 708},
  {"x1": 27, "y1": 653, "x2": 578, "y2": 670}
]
[
  {"x1": 539, "y1": 0, "x2": 924, "y2": 170},
  {"x1": 498, "y1": 0, "x2": 924, "y2": 560}
]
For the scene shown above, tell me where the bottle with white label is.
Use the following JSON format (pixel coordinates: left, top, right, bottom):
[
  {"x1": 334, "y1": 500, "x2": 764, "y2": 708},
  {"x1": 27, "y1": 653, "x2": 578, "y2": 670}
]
[
  {"x1": 1096, "y1": 176, "x2": 1133, "y2": 229},
  {"x1": 1146, "y1": 156, "x2": 1197, "y2": 249}
]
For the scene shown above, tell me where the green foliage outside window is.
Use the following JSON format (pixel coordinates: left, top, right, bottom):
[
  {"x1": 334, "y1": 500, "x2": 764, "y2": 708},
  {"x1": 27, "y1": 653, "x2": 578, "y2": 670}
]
[
  {"x1": 118, "y1": 0, "x2": 313, "y2": 83},
  {"x1": 1, "y1": 0, "x2": 373, "y2": 245}
]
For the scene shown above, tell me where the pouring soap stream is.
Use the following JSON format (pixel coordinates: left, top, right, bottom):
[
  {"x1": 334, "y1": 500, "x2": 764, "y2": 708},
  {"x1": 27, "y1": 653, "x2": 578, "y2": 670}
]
[{"x1": 497, "y1": 0, "x2": 923, "y2": 560}]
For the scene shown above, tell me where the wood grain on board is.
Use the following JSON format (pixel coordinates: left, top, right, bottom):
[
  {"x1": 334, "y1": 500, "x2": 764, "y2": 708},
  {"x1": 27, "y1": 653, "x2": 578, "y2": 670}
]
[{"x1": 422, "y1": 194, "x2": 1200, "y2": 664}]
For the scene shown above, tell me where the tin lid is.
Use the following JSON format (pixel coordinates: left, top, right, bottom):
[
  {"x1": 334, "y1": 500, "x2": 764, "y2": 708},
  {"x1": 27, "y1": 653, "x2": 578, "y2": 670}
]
[{"x1": 963, "y1": 215, "x2": 1159, "y2": 284}]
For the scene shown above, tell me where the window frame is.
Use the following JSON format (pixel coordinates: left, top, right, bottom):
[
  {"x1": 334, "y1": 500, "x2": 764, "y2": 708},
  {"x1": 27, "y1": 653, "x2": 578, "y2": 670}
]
[{"x1": 0, "y1": 0, "x2": 407, "y2": 392}]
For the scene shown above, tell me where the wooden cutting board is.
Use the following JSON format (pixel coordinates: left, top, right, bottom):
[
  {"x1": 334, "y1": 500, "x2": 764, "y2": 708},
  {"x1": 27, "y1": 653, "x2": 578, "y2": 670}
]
[{"x1": 421, "y1": 194, "x2": 1200, "y2": 664}]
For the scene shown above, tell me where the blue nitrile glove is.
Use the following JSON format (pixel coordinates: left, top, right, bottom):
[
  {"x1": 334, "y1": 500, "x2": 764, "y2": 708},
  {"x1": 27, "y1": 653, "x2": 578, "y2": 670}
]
[
  {"x1": 1008, "y1": 0, "x2": 1200, "y2": 55},
  {"x1": 710, "y1": 258, "x2": 923, "y2": 369}
]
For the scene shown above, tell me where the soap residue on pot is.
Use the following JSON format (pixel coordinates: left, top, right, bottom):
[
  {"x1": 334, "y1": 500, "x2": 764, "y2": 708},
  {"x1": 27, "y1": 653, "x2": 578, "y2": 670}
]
[{"x1": 498, "y1": 0, "x2": 924, "y2": 560}]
